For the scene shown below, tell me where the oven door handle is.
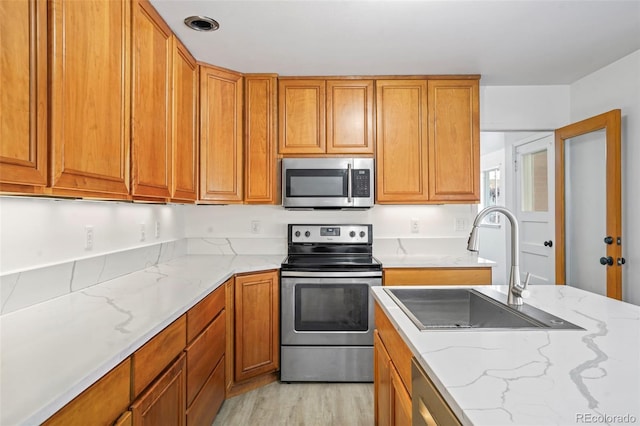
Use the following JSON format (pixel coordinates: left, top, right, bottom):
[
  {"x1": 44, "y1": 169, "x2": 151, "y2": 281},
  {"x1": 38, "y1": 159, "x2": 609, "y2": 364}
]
[
  {"x1": 347, "y1": 162, "x2": 352, "y2": 204},
  {"x1": 281, "y1": 270, "x2": 382, "y2": 278}
]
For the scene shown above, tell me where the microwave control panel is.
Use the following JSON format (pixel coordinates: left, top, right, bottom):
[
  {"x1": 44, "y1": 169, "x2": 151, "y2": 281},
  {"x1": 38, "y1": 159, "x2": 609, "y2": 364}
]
[{"x1": 352, "y1": 169, "x2": 370, "y2": 197}]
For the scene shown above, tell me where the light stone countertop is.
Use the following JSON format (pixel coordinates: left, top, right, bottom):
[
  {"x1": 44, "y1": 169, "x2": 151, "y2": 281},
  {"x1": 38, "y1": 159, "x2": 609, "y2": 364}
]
[
  {"x1": 372, "y1": 285, "x2": 640, "y2": 425},
  {"x1": 0, "y1": 254, "x2": 284, "y2": 426}
]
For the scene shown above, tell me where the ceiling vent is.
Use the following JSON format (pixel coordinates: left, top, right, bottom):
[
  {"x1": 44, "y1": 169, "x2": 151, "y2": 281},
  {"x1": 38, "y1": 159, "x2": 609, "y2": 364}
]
[{"x1": 184, "y1": 16, "x2": 219, "y2": 32}]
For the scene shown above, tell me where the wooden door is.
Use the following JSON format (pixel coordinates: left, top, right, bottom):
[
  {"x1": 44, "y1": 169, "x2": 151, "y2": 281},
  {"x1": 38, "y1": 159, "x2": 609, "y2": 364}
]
[
  {"x1": 326, "y1": 80, "x2": 374, "y2": 154},
  {"x1": 374, "y1": 331, "x2": 391, "y2": 426},
  {"x1": 49, "y1": 0, "x2": 131, "y2": 199},
  {"x1": 131, "y1": 354, "x2": 186, "y2": 426},
  {"x1": 234, "y1": 271, "x2": 279, "y2": 382},
  {"x1": 171, "y1": 37, "x2": 198, "y2": 202},
  {"x1": 427, "y1": 79, "x2": 480, "y2": 202},
  {"x1": 375, "y1": 80, "x2": 428, "y2": 203},
  {"x1": 131, "y1": 0, "x2": 172, "y2": 200},
  {"x1": 555, "y1": 110, "x2": 622, "y2": 299},
  {"x1": 0, "y1": 0, "x2": 47, "y2": 193},
  {"x1": 200, "y1": 65, "x2": 243, "y2": 203},
  {"x1": 278, "y1": 79, "x2": 326, "y2": 154},
  {"x1": 244, "y1": 74, "x2": 278, "y2": 204}
]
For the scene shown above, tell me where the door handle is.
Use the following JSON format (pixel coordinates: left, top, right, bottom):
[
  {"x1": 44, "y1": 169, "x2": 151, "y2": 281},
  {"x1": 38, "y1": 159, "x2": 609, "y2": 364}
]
[
  {"x1": 543, "y1": 240, "x2": 553, "y2": 247},
  {"x1": 599, "y1": 256, "x2": 614, "y2": 266},
  {"x1": 617, "y1": 257, "x2": 626, "y2": 266},
  {"x1": 604, "y1": 236, "x2": 614, "y2": 245}
]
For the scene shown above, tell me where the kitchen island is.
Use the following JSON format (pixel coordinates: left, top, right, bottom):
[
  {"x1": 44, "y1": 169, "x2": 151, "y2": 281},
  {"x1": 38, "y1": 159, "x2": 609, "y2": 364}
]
[{"x1": 372, "y1": 285, "x2": 640, "y2": 425}]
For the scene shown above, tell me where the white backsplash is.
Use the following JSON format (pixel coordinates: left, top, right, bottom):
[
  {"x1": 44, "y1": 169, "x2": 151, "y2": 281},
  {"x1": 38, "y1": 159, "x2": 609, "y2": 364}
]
[{"x1": 0, "y1": 240, "x2": 187, "y2": 315}]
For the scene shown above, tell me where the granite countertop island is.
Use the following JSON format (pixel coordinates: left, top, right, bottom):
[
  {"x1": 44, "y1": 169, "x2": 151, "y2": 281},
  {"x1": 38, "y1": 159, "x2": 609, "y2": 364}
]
[
  {"x1": 0, "y1": 254, "x2": 284, "y2": 426},
  {"x1": 372, "y1": 285, "x2": 640, "y2": 425}
]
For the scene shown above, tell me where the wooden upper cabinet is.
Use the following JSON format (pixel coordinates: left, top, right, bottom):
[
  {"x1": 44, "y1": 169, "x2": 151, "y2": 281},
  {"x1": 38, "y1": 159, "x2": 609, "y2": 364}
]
[
  {"x1": 200, "y1": 65, "x2": 243, "y2": 203},
  {"x1": 326, "y1": 80, "x2": 374, "y2": 154},
  {"x1": 375, "y1": 80, "x2": 429, "y2": 203},
  {"x1": 428, "y1": 79, "x2": 480, "y2": 202},
  {"x1": 245, "y1": 74, "x2": 278, "y2": 204},
  {"x1": 278, "y1": 78, "x2": 374, "y2": 155},
  {"x1": 278, "y1": 79, "x2": 326, "y2": 155},
  {"x1": 0, "y1": 0, "x2": 47, "y2": 192},
  {"x1": 131, "y1": 0, "x2": 172, "y2": 200},
  {"x1": 49, "y1": 0, "x2": 131, "y2": 199},
  {"x1": 171, "y1": 37, "x2": 199, "y2": 202}
]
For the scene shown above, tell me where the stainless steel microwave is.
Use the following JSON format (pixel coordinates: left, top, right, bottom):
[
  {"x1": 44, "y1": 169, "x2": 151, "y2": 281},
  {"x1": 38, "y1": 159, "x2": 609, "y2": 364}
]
[{"x1": 282, "y1": 158, "x2": 374, "y2": 208}]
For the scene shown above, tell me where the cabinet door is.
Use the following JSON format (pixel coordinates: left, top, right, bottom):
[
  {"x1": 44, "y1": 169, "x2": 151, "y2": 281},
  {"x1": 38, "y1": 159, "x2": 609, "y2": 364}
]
[
  {"x1": 427, "y1": 79, "x2": 480, "y2": 202},
  {"x1": 49, "y1": 0, "x2": 130, "y2": 198},
  {"x1": 131, "y1": 0, "x2": 172, "y2": 200},
  {"x1": 390, "y1": 365, "x2": 412, "y2": 426},
  {"x1": 376, "y1": 80, "x2": 429, "y2": 203},
  {"x1": 200, "y1": 65, "x2": 243, "y2": 202},
  {"x1": 244, "y1": 74, "x2": 278, "y2": 204},
  {"x1": 0, "y1": 0, "x2": 47, "y2": 192},
  {"x1": 171, "y1": 37, "x2": 198, "y2": 202},
  {"x1": 234, "y1": 271, "x2": 279, "y2": 382},
  {"x1": 383, "y1": 268, "x2": 492, "y2": 286},
  {"x1": 326, "y1": 80, "x2": 374, "y2": 154},
  {"x1": 374, "y1": 331, "x2": 391, "y2": 426},
  {"x1": 131, "y1": 354, "x2": 186, "y2": 426},
  {"x1": 278, "y1": 79, "x2": 326, "y2": 155}
]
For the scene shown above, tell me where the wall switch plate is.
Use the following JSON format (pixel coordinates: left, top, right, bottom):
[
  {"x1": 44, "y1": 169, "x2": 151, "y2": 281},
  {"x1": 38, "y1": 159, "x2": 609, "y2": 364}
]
[
  {"x1": 154, "y1": 221, "x2": 160, "y2": 238},
  {"x1": 85, "y1": 225, "x2": 94, "y2": 250},
  {"x1": 251, "y1": 220, "x2": 261, "y2": 234},
  {"x1": 410, "y1": 218, "x2": 419, "y2": 233},
  {"x1": 140, "y1": 223, "x2": 146, "y2": 242},
  {"x1": 455, "y1": 218, "x2": 467, "y2": 232}
]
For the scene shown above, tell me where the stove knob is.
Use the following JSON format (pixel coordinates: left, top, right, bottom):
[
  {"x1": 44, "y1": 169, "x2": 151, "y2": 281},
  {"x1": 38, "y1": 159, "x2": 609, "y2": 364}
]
[
  {"x1": 349, "y1": 231, "x2": 356, "y2": 238},
  {"x1": 294, "y1": 231, "x2": 301, "y2": 237},
  {"x1": 359, "y1": 231, "x2": 366, "y2": 238},
  {"x1": 305, "y1": 231, "x2": 311, "y2": 238}
]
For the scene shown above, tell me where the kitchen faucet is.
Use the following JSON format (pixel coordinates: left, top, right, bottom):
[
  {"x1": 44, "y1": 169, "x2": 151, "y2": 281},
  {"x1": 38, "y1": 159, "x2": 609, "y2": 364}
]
[{"x1": 467, "y1": 206, "x2": 529, "y2": 306}]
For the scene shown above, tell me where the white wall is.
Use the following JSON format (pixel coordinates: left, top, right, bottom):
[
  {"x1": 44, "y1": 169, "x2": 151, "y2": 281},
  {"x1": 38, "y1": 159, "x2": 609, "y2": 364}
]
[
  {"x1": 569, "y1": 49, "x2": 640, "y2": 305},
  {"x1": 0, "y1": 197, "x2": 185, "y2": 274}
]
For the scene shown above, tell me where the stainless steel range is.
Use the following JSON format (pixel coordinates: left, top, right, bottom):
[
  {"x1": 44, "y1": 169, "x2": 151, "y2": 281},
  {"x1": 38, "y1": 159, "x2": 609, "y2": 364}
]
[{"x1": 280, "y1": 224, "x2": 382, "y2": 382}]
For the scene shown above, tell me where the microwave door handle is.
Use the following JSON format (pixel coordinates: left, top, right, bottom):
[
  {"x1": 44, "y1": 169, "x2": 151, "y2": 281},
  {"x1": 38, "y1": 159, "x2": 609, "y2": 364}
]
[{"x1": 347, "y1": 163, "x2": 353, "y2": 203}]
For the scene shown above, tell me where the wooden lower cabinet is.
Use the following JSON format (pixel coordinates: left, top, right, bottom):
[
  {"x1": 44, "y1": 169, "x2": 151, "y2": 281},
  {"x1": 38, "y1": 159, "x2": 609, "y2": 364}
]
[
  {"x1": 391, "y1": 365, "x2": 412, "y2": 426},
  {"x1": 131, "y1": 353, "x2": 186, "y2": 426},
  {"x1": 43, "y1": 359, "x2": 131, "y2": 426},
  {"x1": 374, "y1": 331, "x2": 391, "y2": 426},
  {"x1": 186, "y1": 356, "x2": 225, "y2": 426},
  {"x1": 226, "y1": 271, "x2": 279, "y2": 396},
  {"x1": 383, "y1": 267, "x2": 492, "y2": 286}
]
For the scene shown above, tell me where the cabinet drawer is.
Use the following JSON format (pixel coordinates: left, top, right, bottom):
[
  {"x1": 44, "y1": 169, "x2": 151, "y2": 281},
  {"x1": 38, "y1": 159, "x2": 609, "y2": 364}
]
[
  {"x1": 186, "y1": 356, "x2": 225, "y2": 426},
  {"x1": 375, "y1": 302, "x2": 413, "y2": 394},
  {"x1": 187, "y1": 283, "x2": 226, "y2": 342},
  {"x1": 412, "y1": 358, "x2": 461, "y2": 426},
  {"x1": 132, "y1": 315, "x2": 186, "y2": 398},
  {"x1": 44, "y1": 358, "x2": 131, "y2": 426},
  {"x1": 186, "y1": 310, "x2": 225, "y2": 407},
  {"x1": 383, "y1": 268, "x2": 492, "y2": 286}
]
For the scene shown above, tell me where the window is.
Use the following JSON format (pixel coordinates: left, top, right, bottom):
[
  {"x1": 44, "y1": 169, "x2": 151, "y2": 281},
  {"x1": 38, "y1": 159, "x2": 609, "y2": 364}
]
[{"x1": 480, "y1": 167, "x2": 501, "y2": 224}]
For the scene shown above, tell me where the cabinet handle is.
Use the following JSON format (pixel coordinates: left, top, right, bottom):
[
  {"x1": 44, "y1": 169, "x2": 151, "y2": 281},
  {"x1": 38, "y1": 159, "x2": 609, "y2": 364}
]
[{"x1": 347, "y1": 163, "x2": 352, "y2": 203}]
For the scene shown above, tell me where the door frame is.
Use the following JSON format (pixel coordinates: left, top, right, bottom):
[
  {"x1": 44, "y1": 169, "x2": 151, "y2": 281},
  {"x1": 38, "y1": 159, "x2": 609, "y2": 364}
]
[{"x1": 554, "y1": 109, "x2": 622, "y2": 299}]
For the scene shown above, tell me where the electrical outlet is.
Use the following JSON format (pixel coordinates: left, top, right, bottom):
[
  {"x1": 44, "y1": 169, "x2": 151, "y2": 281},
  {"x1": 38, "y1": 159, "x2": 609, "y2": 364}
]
[
  {"x1": 410, "y1": 218, "x2": 419, "y2": 233},
  {"x1": 251, "y1": 220, "x2": 261, "y2": 234},
  {"x1": 140, "y1": 223, "x2": 146, "y2": 242},
  {"x1": 154, "y1": 221, "x2": 160, "y2": 238},
  {"x1": 455, "y1": 218, "x2": 467, "y2": 232},
  {"x1": 85, "y1": 225, "x2": 94, "y2": 250}
]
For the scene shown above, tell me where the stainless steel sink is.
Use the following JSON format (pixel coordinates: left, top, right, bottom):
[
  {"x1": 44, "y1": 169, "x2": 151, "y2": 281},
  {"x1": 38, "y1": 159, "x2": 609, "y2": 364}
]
[{"x1": 384, "y1": 288, "x2": 583, "y2": 330}]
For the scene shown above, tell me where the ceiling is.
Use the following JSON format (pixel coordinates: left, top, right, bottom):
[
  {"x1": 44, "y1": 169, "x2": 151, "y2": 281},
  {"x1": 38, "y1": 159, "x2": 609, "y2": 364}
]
[{"x1": 150, "y1": 0, "x2": 640, "y2": 85}]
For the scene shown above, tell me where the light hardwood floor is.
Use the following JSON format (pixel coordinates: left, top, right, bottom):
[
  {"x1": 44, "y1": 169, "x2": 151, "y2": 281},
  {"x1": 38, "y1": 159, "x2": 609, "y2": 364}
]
[{"x1": 213, "y1": 382, "x2": 374, "y2": 425}]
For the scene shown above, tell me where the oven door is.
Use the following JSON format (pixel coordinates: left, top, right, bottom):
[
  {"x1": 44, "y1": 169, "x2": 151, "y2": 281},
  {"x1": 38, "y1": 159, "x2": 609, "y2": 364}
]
[{"x1": 281, "y1": 275, "x2": 381, "y2": 346}]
